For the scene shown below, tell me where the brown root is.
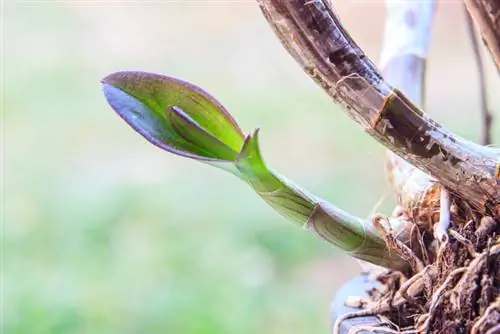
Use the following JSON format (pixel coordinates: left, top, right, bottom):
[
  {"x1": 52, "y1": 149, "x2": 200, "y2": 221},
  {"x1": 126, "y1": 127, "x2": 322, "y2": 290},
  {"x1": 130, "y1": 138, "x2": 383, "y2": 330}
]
[
  {"x1": 470, "y1": 296, "x2": 500, "y2": 334},
  {"x1": 341, "y1": 203, "x2": 499, "y2": 333}
]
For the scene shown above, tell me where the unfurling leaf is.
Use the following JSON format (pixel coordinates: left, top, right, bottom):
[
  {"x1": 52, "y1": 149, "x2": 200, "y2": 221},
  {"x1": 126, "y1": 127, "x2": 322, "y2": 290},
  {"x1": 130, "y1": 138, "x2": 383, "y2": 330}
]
[{"x1": 101, "y1": 71, "x2": 244, "y2": 161}]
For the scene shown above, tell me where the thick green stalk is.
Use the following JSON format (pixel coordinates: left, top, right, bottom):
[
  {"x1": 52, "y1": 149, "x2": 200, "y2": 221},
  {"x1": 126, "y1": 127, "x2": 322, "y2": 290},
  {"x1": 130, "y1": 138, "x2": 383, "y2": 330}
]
[
  {"x1": 234, "y1": 129, "x2": 411, "y2": 271},
  {"x1": 101, "y1": 71, "x2": 413, "y2": 272}
]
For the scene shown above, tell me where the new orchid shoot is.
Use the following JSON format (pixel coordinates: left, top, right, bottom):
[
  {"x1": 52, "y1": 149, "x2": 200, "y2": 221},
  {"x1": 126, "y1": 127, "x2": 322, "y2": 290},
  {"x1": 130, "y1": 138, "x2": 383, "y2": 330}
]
[{"x1": 101, "y1": 71, "x2": 415, "y2": 273}]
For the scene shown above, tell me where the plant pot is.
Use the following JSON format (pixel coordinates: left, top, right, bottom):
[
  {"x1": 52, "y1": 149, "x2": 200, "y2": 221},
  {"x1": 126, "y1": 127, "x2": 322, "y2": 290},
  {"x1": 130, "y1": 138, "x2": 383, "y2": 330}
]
[{"x1": 331, "y1": 274, "x2": 383, "y2": 334}]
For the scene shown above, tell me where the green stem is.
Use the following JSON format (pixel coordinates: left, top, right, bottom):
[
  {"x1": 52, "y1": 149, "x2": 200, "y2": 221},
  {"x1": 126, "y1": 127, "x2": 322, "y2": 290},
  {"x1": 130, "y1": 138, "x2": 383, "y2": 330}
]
[{"x1": 235, "y1": 130, "x2": 412, "y2": 272}]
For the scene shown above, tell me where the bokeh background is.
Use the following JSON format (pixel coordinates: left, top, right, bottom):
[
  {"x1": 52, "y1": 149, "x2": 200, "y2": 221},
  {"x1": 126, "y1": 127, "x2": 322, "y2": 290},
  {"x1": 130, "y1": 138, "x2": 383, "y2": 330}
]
[{"x1": 4, "y1": 0, "x2": 500, "y2": 333}]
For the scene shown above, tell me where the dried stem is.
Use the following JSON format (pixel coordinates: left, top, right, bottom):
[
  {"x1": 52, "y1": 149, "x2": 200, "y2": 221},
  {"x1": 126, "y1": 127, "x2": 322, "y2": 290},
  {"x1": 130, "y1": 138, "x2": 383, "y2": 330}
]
[
  {"x1": 464, "y1": 4, "x2": 494, "y2": 146},
  {"x1": 464, "y1": 0, "x2": 500, "y2": 73},
  {"x1": 256, "y1": 0, "x2": 499, "y2": 213}
]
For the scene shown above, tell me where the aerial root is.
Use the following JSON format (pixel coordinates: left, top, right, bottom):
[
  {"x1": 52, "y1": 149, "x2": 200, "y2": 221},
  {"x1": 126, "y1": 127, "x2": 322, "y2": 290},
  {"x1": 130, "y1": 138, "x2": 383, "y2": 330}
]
[
  {"x1": 470, "y1": 296, "x2": 500, "y2": 334},
  {"x1": 486, "y1": 324, "x2": 500, "y2": 334},
  {"x1": 372, "y1": 214, "x2": 425, "y2": 273},
  {"x1": 448, "y1": 229, "x2": 477, "y2": 257},
  {"x1": 414, "y1": 314, "x2": 428, "y2": 331},
  {"x1": 451, "y1": 257, "x2": 485, "y2": 311},
  {"x1": 433, "y1": 188, "x2": 450, "y2": 244},
  {"x1": 335, "y1": 266, "x2": 433, "y2": 334},
  {"x1": 451, "y1": 244, "x2": 500, "y2": 310},
  {"x1": 396, "y1": 270, "x2": 426, "y2": 310},
  {"x1": 411, "y1": 225, "x2": 430, "y2": 265},
  {"x1": 433, "y1": 190, "x2": 453, "y2": 271},
  {"x1": 396, "y1": 265, "x2": 435, "y2": 311},
  {"x1": 475, "y1": 216, "x2": 497, "y2": 241},
  {"x1": 339, "y1": 205, "x2": 499, "y2": 334},
  {"x1": 424, "y1": 267, "x2": 467, "y2": 332}
]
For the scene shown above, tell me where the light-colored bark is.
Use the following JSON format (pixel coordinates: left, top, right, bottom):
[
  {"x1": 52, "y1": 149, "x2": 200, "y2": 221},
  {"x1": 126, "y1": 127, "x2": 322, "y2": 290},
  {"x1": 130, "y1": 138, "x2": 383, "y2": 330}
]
[{"x1": 381, "y1": 2, "x2": 438, "y2": 224}]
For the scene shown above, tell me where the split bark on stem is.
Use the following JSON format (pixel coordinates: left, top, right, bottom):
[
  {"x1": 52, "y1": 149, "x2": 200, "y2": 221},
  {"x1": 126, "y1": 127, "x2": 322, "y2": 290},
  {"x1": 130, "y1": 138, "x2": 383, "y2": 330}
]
[{"x1": 256, "y1": 0, "x2": 499, "y2": 213}]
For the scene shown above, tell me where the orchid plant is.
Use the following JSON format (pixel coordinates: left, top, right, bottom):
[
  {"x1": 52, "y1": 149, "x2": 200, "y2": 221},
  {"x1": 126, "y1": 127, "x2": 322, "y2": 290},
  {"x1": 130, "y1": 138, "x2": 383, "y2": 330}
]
[{"x1": 101, "y1": 1, "x2": 500, "y2": 332}]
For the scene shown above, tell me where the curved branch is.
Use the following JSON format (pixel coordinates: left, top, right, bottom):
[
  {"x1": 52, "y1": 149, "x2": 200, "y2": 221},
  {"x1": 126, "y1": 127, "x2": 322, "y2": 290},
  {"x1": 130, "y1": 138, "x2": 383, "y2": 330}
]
[
  {"x1": 464, "y1": 0, "x2": 500, "y2": 73},
  {"x1": 256, "y1": 0, "x2": 499, "y2": 213}
]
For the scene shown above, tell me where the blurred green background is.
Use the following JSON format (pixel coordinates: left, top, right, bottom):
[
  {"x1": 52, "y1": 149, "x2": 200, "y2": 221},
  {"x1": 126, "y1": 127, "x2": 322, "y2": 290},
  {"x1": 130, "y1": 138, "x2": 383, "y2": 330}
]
[{"x1": 4, "y1": 1, "x2": 500, "y2": 333}]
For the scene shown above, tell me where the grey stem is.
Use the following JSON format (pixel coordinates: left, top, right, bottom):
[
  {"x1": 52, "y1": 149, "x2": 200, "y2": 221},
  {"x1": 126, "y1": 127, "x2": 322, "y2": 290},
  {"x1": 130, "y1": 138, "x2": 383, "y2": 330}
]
[{"x1": 381, "y1": 1, "x2": 439, "y2": 222}]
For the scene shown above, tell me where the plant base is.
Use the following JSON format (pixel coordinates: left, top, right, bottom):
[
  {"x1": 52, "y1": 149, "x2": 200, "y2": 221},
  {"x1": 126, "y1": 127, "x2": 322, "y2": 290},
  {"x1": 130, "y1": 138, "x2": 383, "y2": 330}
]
[{"x1": 333, "y1": 205, "x2": 499, "y2": 333}]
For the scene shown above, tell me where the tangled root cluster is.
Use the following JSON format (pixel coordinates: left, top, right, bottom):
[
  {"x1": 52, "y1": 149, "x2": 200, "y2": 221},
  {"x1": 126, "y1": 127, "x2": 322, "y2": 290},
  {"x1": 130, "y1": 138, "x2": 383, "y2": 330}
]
[{"x1": 336, "y1": 201, "x2": 499, "y2": 334}]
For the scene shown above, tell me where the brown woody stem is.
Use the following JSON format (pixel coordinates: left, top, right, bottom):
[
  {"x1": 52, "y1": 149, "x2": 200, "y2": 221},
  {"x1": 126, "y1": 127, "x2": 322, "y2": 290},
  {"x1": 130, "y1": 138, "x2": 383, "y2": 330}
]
[
  {"x1": 257, "y1": 0, "x2": 499, "y2": 213},
  {"x1": 464, "y1": 0, "x2": 500, "y2": 73}
]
